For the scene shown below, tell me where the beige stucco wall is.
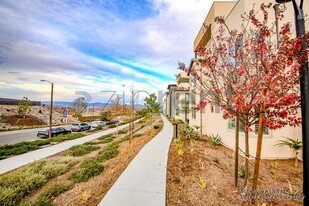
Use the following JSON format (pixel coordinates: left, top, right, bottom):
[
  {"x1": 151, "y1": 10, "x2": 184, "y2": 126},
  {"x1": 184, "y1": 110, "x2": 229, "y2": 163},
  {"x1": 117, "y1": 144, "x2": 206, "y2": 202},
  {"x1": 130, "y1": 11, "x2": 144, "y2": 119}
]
[
  {"x1": 203, "y1": 104, "x2": 302, "y2": 159},
  {"x1": 192, "y1": 0, "x2": 307, "y2": 159},
  {"x1": 194, "y1": 1, "x2": 237, "y2": 51},
  {"x1": 225, "y1": 0, "x2": 309, "y2": 37}
]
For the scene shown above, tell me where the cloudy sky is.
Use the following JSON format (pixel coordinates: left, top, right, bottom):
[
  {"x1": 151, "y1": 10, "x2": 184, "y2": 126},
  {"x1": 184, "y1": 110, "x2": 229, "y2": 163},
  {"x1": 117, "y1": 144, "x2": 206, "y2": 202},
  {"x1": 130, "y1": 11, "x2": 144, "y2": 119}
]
[{"x1": 0, "y1": 0, "x2": 233, "y2": 103}]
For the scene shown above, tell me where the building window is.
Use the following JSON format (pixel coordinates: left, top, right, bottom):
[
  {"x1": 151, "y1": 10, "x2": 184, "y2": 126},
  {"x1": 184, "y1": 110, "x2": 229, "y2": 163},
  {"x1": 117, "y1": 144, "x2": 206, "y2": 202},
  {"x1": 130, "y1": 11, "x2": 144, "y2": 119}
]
[
  {"x1": 255, "y1": 124, "x2": 269, "y2": 135},
  {"x1": 176, "y1": 109, "x2": 179, "y2": 116},
  {"x1": 191, "y1": 77, "x2": 196, "y2": 88},
  {"x1": 228, "y1": 118, "x2": 269, "y2": 135},
  {"x1": 228, "y1": 118, "x2": 245, "y2": 133},
  {"x1": 191, "y1": 95, "x2": 196, "y2": 105},
  {"x1": 192, "y1": 107, "x2": 196, "y2": 119},
  {"x1": 185, "y1": 93, "x2": 189, "y2": 104}
]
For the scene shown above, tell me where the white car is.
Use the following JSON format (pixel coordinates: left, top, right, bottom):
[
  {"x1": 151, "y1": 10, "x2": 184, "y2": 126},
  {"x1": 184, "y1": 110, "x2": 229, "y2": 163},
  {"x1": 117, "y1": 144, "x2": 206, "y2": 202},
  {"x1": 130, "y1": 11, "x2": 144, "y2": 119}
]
[{"x1": 91, "y1": 121, "x2": 106, "y2": 129}]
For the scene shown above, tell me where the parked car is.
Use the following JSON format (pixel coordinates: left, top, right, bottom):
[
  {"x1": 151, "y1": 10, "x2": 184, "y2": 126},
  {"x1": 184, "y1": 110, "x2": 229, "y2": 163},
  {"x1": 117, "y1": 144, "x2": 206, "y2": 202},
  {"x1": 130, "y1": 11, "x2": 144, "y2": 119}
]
[
  {"x1": 37, "y1": 127, "x2": 71, "y2": 138},
  {"x1": 106, "y1": 120, "x2": 119, "y2": 125},
  {"x1": 71, "y1": 122, "x2": 91, "y2": 132},
  {"x1": 90, "y1": 121, "x2": 106, "y2": 129}
]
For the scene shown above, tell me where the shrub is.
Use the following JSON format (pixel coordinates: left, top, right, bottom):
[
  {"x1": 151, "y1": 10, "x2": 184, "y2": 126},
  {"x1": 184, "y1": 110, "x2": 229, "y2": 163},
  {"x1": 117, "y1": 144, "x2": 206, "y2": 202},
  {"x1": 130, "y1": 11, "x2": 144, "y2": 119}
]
[
  {"x1": 98, "y1": 133, "x2": 114, "y2": 143},
  {"x1": 0, "y1": 140, "x2": 50, "y2": 159},
  {"x1": 98, "y1": 133, "x2": 113, "y2": 140},
  {"x1": 0, "y1": 133, "x2": 84, "y2": 159},
  {"x1": 68, "y1": 144, "x2": 100, "y2": 156},
  {"x1": 87, "y1": 126, "x2": 103, "y2": 133},
  {"x1": 51, "y1": 133, "x2": 84, "y2": 142},
  {"x1": 238, "y1": 164, "x2": 252, "y2": 179},
  {"x1": 117, "y1": 136, "x2": 130, "y2": 144},
  {"x1": 97, "y1": 142, "x2": 119, "y2": 162},
  {"x1": 198, "y1": 177, "x2": 207, "y2": 189},
  {"x1": 133, "y1": 133, "x2": 142, "y2": 138},
  {"x1": 70, "y1": 158, "x2": 104, "y2": 183},
  {"x1": 108, "y1": 124, "x2": 116, "y2": 128},
  {"x1": 154, "y1": 125, "x2": 160, "y2": 129},
  {"x1": 32, "y1": 197, "x2": 52, "y2": 206},
  {"x1": 39, "y1": 182, "x2": 73, "y2": 200},
  {"x1": 177, "y1": 149, "x2": 184, "y2": 156},
  {"x1": 0, "y1": 156, "x2": 78, "y2": 206},
  {"x1": 0, "y1": 171, "x2": 47, "y2": 206},
  {"x1": 209, "y1": 134, "x2": 222, "y2": 148},
  {"x1": 213, "y1": 157, "x2": 220, "y2": 164},
  {"x1": 118, "y1": 130, "x2": 127, "y2": 134}
]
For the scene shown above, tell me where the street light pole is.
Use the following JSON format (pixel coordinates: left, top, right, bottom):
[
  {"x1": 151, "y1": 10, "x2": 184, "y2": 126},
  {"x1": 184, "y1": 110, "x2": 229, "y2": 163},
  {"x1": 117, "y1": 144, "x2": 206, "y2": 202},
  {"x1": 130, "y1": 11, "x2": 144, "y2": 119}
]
[
  {"x1": 41, "y1": 80, "x2": 54, "y2": 138},
  {"x1": 275, "y1": 0, "x2": 308, "y2": 204},
  {"x1": 122, "y1": 84, "x2": 125, "y2": 114}
]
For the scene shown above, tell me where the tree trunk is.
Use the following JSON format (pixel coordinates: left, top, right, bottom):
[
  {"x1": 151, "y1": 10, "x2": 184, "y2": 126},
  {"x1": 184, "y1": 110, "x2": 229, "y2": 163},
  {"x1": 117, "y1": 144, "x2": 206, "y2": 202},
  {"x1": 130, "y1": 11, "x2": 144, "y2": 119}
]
[
  {"x1": 252, "y1": 105, "x2": 265, "y2": 190},
  {"x1": 252, "y1": 89, "x2": 266, "y2": 191},
  {"x1": 244, "y1": 129, "x2": 249, "y2": 188},
  {"x1": 235, "y1": 116, "x2": 240, "y2": 187}
]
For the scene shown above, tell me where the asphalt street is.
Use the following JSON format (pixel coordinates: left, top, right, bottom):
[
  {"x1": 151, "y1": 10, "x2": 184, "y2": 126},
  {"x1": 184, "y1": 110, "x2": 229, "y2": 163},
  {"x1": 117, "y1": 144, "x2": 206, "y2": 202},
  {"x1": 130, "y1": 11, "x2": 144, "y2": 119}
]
[{"x1": 0, "y1": 125, "x2": 71, "y2": 146}]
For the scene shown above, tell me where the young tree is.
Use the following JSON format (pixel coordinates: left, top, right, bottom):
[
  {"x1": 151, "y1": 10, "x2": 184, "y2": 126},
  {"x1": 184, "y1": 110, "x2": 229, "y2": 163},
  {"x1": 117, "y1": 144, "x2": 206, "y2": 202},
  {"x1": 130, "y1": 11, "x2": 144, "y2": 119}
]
[
  {"x1": 18, "y1": 97, "x2": 31, "y2": 119},
  {"x1": 108, "y1": 95, "x2": 123, "y2": 120},
  {"x1": 183, "y1": 3, "x2": 306, "y2": 188},
  {"x1": 144, "y1": 93, "x2": 160, "y2": 118},
  {"x1": 72, "y1": 97, "x2": 87, "y2": 116}
]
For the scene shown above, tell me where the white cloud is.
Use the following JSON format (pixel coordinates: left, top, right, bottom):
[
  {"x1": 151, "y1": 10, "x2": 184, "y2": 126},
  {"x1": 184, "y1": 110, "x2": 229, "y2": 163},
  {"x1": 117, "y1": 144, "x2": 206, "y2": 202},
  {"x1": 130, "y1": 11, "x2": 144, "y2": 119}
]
[{"x1": 0, "y1": 0, "x2": 232, "y2": 101}]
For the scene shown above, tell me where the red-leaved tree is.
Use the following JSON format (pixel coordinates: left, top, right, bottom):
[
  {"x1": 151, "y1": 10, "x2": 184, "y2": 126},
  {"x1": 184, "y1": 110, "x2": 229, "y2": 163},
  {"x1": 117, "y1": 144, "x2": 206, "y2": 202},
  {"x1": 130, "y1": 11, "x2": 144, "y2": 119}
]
[{"x1": 182, "y1": 3, "x2": 308, "y2": 189}]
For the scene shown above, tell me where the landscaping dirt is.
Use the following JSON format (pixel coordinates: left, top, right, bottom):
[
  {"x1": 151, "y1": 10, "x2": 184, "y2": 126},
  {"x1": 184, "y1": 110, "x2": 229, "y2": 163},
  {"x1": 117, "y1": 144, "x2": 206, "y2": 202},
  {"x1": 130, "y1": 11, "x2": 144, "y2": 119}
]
[
  {"x1": 2, "y1": 115, "x2": 46, "y2": 126},
  {"x1": 166, "y1": 136, "x2": 303, "y2": 206},
  {"x1": 14, "y1": 116, "x2": 162, "y2": 206},
  {"x1": 0, "y1": 105, "x2": 77, "y2": 129}
]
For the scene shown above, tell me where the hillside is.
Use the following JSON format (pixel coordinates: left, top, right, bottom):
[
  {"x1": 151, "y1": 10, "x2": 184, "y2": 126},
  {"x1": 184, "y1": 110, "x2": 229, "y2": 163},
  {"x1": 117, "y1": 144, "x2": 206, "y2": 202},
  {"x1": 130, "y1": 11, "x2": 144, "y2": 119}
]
[{"x1": 0, "y1": 105, "x2": 77, "y2": 129}]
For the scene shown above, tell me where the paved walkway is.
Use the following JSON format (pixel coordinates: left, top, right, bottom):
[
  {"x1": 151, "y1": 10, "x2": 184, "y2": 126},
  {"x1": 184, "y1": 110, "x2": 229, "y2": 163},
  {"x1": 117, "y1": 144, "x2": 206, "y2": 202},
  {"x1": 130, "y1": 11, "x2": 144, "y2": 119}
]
[
  {"x1": 0, "y1": 121, "x2": 140, "y2": 174},
  {"x1": 98, "y1": 114, "x2": 173, "y2": 206}
]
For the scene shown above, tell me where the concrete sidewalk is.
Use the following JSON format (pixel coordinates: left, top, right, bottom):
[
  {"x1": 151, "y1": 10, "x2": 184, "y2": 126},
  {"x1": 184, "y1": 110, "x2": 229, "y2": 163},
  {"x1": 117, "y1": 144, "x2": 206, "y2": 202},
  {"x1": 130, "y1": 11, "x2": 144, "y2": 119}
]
[
  {"x1": 0, "y1": 121, "x2": 139, "y2": 175},
  {"x1": 99, "y1": 114, "x2": 173, "y2": 206}
]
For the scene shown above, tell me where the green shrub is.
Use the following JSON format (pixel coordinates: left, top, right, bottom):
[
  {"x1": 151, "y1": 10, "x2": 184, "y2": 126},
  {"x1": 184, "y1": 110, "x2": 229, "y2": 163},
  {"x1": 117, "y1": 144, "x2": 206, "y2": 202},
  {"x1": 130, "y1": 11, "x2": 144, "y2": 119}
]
[
  {"x1": 133, "y1": 133, "x2": 143, "y2": 138},
  {"x1": 28, "y1": 157, "x2": 78, "y2": 179},
  {"x1": 51, "y1": 133, "x2": 84, "y2": 142},
  {"x1": 213, "y1": 157, "x2": 220, "y2": 164},
  {"x1": 70, "y1": 158, "x2": 104, "y2": 183},
  {"x1": 0, "y1": 134, "x2": 84, "y2": 159},
  {"x1": 0, "y1": 171, "x2": 47, "y2": 206},
  {"x1": 100, "y1": 137, "x2": 114, "y2": 144},
  {"x1": 33, "y1": 197, "x2": 52, "y2": 206},
  {"x1": 0, "y1": 140, "x2": 50, "y2": 159},
  {"x1": 98, "y1": 133, "x2": 113, "y2": 140},
  {"x1": 238, "y1": 164, "x2": 252, "y2": 179},
  {"x1": 0, "y1": 156, "x2": 78, "y2": 206},
  {"x1": 97, "y1": 143, "x2": 119, "y2": 162},
  {"x1": 68, "y1": 144, "x2": 99, "y2": 157},
  {"x1": 209, "y1": 134, "x2": 222, "y2": 148},
  {"x1": 118, "y1": 130, "x2": 127, "y2": 134},
  {"x1": 108, "y1": 124, "x2": 116, "y2": 128},
  {"x1": 117, "y1": 136, "x2": 130, "y2": 144},
  {"x1": 39, "y1": 182, "x2": 73, "y2": 200},
  {"x1": 153, "y1": 125, "x2": 160, "y2": 129},
  {"x1": 87, "y1": 126, "x2": 103, "y2": 133},
  {"x1": 98, "y1": 133, "x2": 114, "y2": 143}
]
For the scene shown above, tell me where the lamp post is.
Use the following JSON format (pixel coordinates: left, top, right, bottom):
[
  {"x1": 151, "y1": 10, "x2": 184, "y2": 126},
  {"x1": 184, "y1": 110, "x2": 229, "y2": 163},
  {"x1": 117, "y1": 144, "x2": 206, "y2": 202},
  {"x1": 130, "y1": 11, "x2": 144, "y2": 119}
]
[
  {"x1": 275, "y1": 0, "x2": 308, "y2": 204},
  {"x1": 122, "y1": 84, "x2": 125, "y2": 114},
  {"x1": 41, "y1": 80, "x2": 54, "y2": 138}
]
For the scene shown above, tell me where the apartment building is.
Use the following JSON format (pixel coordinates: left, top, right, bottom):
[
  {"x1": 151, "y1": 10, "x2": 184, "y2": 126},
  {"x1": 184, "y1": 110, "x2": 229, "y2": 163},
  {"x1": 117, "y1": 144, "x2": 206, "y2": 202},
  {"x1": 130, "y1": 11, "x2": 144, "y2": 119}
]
[
  {"x1": 164, "y1": 72, "x2": 192, "y2": 122},
  {"x1": 169, "y1": 0, "x2": 308, "y2": 159}
]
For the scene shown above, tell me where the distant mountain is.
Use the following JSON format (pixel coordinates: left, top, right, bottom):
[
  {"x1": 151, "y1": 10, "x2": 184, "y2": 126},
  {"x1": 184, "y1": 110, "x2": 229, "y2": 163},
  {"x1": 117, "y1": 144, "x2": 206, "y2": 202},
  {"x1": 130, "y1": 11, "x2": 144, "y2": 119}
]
[{"x1": 42, "y1": 101, "x2": 144, "y2": 108}]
